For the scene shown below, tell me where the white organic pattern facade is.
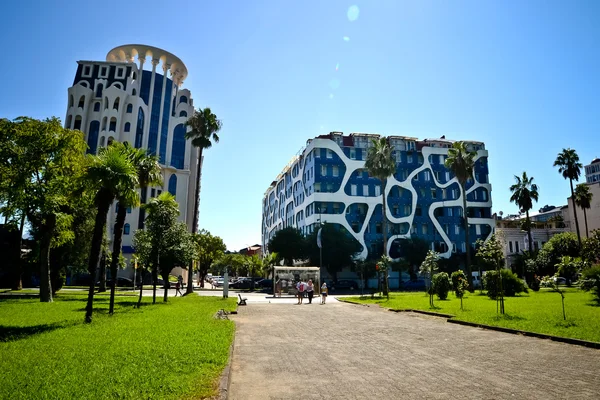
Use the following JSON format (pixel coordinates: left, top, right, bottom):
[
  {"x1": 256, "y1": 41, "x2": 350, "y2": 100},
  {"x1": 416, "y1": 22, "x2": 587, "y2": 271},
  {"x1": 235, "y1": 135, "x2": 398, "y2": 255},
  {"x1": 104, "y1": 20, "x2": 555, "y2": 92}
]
[{"x1": 262, "y1": 133, "x2": 494, "y2": 260}]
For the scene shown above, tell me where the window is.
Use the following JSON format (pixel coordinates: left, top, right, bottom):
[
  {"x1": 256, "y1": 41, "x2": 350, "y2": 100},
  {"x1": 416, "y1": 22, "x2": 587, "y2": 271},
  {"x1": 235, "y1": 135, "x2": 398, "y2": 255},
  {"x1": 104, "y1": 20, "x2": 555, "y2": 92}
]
[
  {"x1": 509, "y1": 241, "x2": 513, "y2": 253},
  {"x1": 126, "y1": 104, "x2": 133, "y2": 113},
  {"x1": 94, "y1": 102, "x2": 100, "y2": 112},
  {"x1": 168, "y1": 174, "x2": 177, "y2": 198},
  {"x1": 375, "y1": 185, "x2": 381, "y2": 196},
  {"x1": 515, "y1": 241, "x2": 520, "y2": 253},
  {"x1": 350, "y1": 149, "x2": 356, "y2": 160},
  {"x1": 124, "y1": 122, "x2": 131, "y2": 132},
  {"x1": 109, "y1": 118, "x2": 117, "y2": 132},
  {"x1": 363, "y1": 185, "x2": 369, "y2": 196},
  {"x1": 407, "y1": 154, "x2": 413, "y2": 163},
  {"x1": 113, "y1": 98, "x2": 120, "y2": 111},
  {"x1": 135, "y1": 108, "x2": 144, "y2": 148},
  {"x1": 74, "y1": 116, "x2": 82, "y2": 130},
  {"x1": 95, "y1": 83, "x2": 103, "y2": 98},
  {"x1": 393, "y1": 205, "x2": 399, "y2": 216},
  {"x1": 101, "y1": 117, "x2": 107, "y2": 131},
  {"x1": 351, "y1": 184, "x2": 357, "y2": 195},
  {"x1": 446, "y1": 171, "x2": 450, "y2": 181},
  {"x1": 78, "y1": 96, "x2": 85, "y2": 108},
  {"x1": 314, "y1": 183, "x2": 321, "y2": 192},
  {"x1": 424, "y1": 170, "x2": 431, "y2": 181},
  {"x1": 333, "y1": 166, "x2": 339, "y2": 177},
  {"x1": 321, "y1": 165, "x2": 327, "y2": 176},
  {"x1": 482, "y1": 190, "x2": 488, "y2": 201},
  {"x1": 127, "y1": 207, "x2": 132, "y2": 214},
  {"x1": 326, "y1": 149, "x2": 332, "y2": 158},
  {"x1": 99, "y1": 66, "x2": 108, "y2": 78},
  {"x1": 179, "y1": 110, "x2": 187, "y2": 117},
  {"x1": 431, "y1": 188, "x2": 437, "y2": 199},
  {"x1": 87, "y1": 121, "x2": 100, "y2": 154},
  {"x1": 404, "y1": 204, "x2": 411, "y2": 215},
  {"x1": 124, "y1": 224, "x2": 130, "y2": 235},
  {"x1": 452, "y1": 243, "x2": 457, "y2": 253},
  {"x1": 376, "y1": 223, "x2": 382, "y2": 234},
  {"x1": 179, "y1": 95, "x2": 188, "y2": 104},
  {"x1": 455, "y1": 225, "x2": 460, "y2": 235},
  {"x1": 448, "y1": 208, "x2": 453, "y2": 217},
  {"x1": 444, "y1": 224, "x2": 449, "y2": 234},
  {"x1": 66, "y1": 115, "x2": 72, "y2": 129},
  {"x1": 416, "y1": 206, "x2": 422, "y2": 216},
  {"x1": 442, "y1": 188, "x2": 447, "y2": 199},
  {"x1": 104, "y1": 97, "x2": 109, "y2": 109},
  {"x1": 476, "y1": 225, "x2": 481, "y2": 235},
  {"x1": 132, "y1": 88, "x2": 137, "y2": 96},
  {"x1": 82, "y1": 65, "x2": 92, "y2": 77},
  {"x1": 422, "y1": 224, "x2": 428, "y2": 234},
  {"x1": 115, "y1": 67, "x2": 125, "y2": 79}
]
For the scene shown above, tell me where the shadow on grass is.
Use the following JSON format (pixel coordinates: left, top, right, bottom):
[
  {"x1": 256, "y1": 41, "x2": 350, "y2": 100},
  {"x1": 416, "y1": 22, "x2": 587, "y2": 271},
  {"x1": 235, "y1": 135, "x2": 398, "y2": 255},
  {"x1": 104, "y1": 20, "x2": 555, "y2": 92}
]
[
  {"x1": 494, "y1": 314, "x2": 525, "y2": 321},
  {"x1": 555, "y1": 320, "x2": 577, "y2": 328},
  {"x1": 0, "y1": 321, "x2": 78, "y2": 342}
]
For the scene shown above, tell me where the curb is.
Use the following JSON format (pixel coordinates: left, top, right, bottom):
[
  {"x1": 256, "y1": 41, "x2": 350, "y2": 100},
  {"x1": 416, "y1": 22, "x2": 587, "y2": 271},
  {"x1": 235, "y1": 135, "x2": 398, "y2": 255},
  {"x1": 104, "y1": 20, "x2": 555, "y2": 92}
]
[
  {"x1": 215, "y1": 318, "x2": 237, "y2": 399},
  {"x1": 337, "y1": 298, "x2": 600, "y2": 350},
  {"x1": 446, "y1": 319, "x2": 600, "y2": 349}
]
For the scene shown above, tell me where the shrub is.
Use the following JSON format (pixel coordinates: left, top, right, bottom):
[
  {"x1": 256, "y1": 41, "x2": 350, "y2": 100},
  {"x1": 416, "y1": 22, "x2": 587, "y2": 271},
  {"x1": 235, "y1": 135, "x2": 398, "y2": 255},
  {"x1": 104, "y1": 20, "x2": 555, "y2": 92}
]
[
  {"x1": 580, "y1": 265, "x2": 600, "y2": 305},
  {"x1": 432, "y1": 272, "x2": 451, "y2": 300},
  {"x1": 483, "y1": 269, "x2": 527, "y2": 299},
  {"x1": 451, "y1": 270, "x2": 467, "y2": 295}
]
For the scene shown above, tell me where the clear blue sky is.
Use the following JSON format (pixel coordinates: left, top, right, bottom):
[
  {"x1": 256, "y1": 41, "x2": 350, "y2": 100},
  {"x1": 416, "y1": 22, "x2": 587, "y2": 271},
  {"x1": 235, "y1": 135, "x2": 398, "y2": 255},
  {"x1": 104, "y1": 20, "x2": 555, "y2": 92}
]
[{"x1": 1, "y1": 0, "x2": 599, "y2": 251}]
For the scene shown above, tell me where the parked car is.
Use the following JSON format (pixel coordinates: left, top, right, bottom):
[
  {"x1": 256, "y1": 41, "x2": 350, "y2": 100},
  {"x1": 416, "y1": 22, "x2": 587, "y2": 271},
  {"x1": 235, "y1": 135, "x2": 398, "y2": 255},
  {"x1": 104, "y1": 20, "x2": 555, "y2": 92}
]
[
  {"x1": 231, "y1": 278, "x2": 254, "y2": 289},
  {"x1": 401, "y1": 279, "x2": 426, "y2": 291},
  {"x1": 553, "y1": 276, "x2": 567, "y2": 285},
  {"x1": 328, "y1": 280, "x2": 358, "y2": 291},
  {"x1": 256, "y1": 279, "x2": 273, "y2": 289},
  {"x1": 213, "y1": 277, "x2": 224, "y2": 287}
]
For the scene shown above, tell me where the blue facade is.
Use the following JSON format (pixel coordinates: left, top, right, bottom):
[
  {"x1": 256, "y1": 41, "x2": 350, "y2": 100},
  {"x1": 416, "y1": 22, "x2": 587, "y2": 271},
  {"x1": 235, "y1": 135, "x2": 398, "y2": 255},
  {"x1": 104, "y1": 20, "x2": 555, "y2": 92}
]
[
  {"x1": 171, "y1": 124, "x2": 186, "y2": 169},
  {"x1": 168, "y1": 174, "x2": 177, "y2": 198},
  {"x1": 263, "y1": 134, "x2": 494, "y2": 260},
  {"x1": 87, "y1": 120, "x2": 100, "y2": 154}
]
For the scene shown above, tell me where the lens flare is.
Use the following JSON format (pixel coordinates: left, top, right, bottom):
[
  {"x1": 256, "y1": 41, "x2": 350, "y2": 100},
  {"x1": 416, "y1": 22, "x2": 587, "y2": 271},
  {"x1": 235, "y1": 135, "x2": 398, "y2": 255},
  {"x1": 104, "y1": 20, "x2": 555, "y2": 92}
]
[
  {"x1": 329, "y1": 79, "x2": 340, "y2": 90},
  {"x1": 329, "y1": 93, "x2": 334, "y2": 99},
  {"x1": 335, "y1": 63, "x2": 340, "y2": 71},
  {"x1": 343, "y1": 36, "x2": 350, "y2": 42},
  {"x1": 347, "y1": 5, "x2": 359, "y2": 22}
]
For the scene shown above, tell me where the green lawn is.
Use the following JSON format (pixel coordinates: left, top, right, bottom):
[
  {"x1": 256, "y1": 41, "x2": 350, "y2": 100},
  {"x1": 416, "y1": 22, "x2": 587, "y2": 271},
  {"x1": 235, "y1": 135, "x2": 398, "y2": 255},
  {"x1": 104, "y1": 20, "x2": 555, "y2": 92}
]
[
  {"x1": 0, "y1": 292, "x2": 237, "y2": 399},
  {"x1": 345, "y1": 289, "x2": 600, "y2": 343}
]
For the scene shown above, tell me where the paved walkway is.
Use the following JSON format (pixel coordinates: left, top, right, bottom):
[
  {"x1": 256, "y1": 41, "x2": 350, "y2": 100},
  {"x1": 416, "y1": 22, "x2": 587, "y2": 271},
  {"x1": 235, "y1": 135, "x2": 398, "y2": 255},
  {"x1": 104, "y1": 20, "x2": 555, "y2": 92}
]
[{"x1": 229, "y1": 301, "x2": 600, "y2": 400}]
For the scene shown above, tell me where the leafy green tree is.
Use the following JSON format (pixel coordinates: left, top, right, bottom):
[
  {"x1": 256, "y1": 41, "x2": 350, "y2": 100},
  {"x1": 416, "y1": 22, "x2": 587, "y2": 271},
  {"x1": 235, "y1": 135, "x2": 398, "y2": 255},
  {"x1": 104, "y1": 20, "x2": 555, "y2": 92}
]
[
  {"x1": 0, "y1": 117, "x2": 87, "y2": 302},
  {"x1": 444, "y1": 141, "x2": 477, "y2": 288},
  {"x1": 451, "y1": 270, "x2": 469, "y2": 310},
  {"x1": 555, "y1": 256, "x2": 582, "y2": 286},
  {"x1": 305, "y1": 223, "x2": 362, "y2": 279},
  {"x1": 581, "y1": 230, "x2": 600, "y2": 265},
  {"x1": 574, "y1": 183, "x2": 593, "y2": 239},
  {"x1": 267, "y1": 227, "x2": 306, "y2": 265},
  {"x1": 365, "y1": 137, "x2": 396, "y2": 295},
  {"x1": 580, "y1": 265, "x2": 600, "y2": 305},
  {"x1": 509, "y1": 172, "x2": 539, "y2": 253},
  {"x1": 143, "y1": 192, "x2": 180, "y2": 303},
  {"x1": 432, "y1": 272, "x2": 451, "y2": 300},
  {"x1": 419, "y1": 250, "x2": 440, "y2": 307},
  {"x1": 554, "y1": 148, "x2": 583, "y2": 247},
  {"x1": 534, "y1": 232, "x2": 580, "y2": 276},
  {"x1": 352, "y1": 258, "x2": 377, "y2": 294},
  {"x1": 185, "y1": 107, "x2": 222, "y2": 294},
  {"x1": 133, "y1": 229, "x2": 152, "y2": 307},
  {"x1": 395, "y1": 237, "x2": 429, "y2": 280},
  {"x1": 541, "y1": 275, "x2": 567, "y2": 320},
  {"x1": 261, "y1": 252, "x2": 279, "y2": 279},
  {"x1": 476, "y1": 233, "x2": 506, "y2": 314},
  {"x1": 84, "y1": 143, "x2": 138, "y2": 322},
  {"x1": 159, "y1": 222, "x2": 197, "y2": 302},
  {"x1": 195, "y1": 229, "x2": 226, "y2": 287}
]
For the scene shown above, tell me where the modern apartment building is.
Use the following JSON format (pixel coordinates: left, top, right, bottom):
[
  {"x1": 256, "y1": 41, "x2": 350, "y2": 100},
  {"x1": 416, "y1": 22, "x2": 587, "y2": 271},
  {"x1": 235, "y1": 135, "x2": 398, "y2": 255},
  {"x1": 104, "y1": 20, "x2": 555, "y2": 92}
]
[
  {"x1": 568, "y1": 158, "x2": 600, "y2": 239},
  {"x1": 64, "y1": 44, "x2": 199, "y2": 275},
  {"x1": 262, "y1": 132, "x2": 495, "y2": 261}
]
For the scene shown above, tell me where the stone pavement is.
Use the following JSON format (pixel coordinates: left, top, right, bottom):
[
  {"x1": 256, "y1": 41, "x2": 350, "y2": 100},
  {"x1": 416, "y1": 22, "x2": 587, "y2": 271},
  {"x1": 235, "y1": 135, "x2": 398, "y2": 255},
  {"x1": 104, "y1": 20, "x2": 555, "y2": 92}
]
[{"x1": 228, "y1": 301, "x2": 600, "y2": 400}]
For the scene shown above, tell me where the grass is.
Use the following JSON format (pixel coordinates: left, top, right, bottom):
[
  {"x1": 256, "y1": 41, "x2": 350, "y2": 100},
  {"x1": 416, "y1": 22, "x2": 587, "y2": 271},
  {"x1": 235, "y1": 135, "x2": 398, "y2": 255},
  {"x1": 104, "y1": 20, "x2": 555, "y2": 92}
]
[
  {"x1": 345, "y1": 288, "x2": 600, "y2": 343},
  {"x1": 0, "y1": 292, "x2": 237, "y2": 399}
]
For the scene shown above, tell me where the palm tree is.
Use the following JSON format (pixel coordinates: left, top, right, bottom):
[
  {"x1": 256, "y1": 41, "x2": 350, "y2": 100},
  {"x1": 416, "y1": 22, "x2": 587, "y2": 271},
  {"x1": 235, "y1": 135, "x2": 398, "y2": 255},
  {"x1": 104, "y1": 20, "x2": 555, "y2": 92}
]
[
  {"x1": 108, "y1": 143, "x2": 162, "y2": 314},
  {"x1": 554, "y1": 148, "x2": 583, "y2": 247},
  {"x1": 184, "y1": 107, "x2": 222, "y2": 294},
  {"x1": 574, "y1": 183, "x2": 593, "y2": 238},
  {"x1": 509, "y1": 172, "x2": 539, "y2": 254},
  {"x1": 444, "y1": 141, "x2": 477, "y2": 288},
  {"x1": 84, "y1": 145, "x2": 138, "y2": 323},
  {"x1": 365, "y1": 137, "x2": 396, "y2": 296}
]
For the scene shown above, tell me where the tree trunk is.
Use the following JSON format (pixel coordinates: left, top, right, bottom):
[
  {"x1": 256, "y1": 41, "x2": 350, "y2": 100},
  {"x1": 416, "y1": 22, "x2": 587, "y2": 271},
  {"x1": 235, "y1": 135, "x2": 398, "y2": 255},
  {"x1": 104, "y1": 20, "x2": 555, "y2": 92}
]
[
  {"x1": 570, "y1": 180, "x2": 582, "y2": 248},
  {"x1": 39, "y1": 213, "x2": 56, "y2": 303},
  {"x1": 109, "y1": 204, "x2": 127, "y2": 314},
  {"x1": 12, "y1": 213, "x2": 26, "y2": 291},
  {"x1": 461, "y1": 183, "x2": 473, "y2": 288},
  {"x1": 163, "y1": 273, "x2": 169, "y2": 302},
  {"x1": 526, "y1": 210, "x2": 533, "y2": 254},
  {"x1": 187, "y1": 147, "x2": 204, "y2": 294},
  {"x1": 98, "y1": 253, "x2": 107, "y2": 292},
  {"x1": 137, "y1": 269, "x2": 144, "y2": 308},
  {"x1": 85, "y1": 198, "x2": 111, "y2": 323},
  {"x1": 152, "y1": 264, "x2": 157, "y2": 305},
  {"x1": 381, "y1": 181, "x2": 389, "y2": 298},
  {"x1": 583, "y1": 208, "x2": 589, "y2": 239}
]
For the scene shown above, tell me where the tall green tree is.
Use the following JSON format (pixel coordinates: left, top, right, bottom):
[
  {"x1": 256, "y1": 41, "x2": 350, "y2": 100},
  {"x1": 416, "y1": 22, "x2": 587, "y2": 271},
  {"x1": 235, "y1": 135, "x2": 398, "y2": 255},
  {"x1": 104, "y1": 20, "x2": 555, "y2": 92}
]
[
  {"x1": 261, "y1": 252, "x2": 279, "y2": 279},
  {"x1": 396, "y1": 238, "x2": 430, "y2": 279},
  {"x1": 444, "y1": 141, "x2": 477, "y2": 288},
  {"x1": 84, "y1": 145, "x2": 138, "y2": 322},
  {"x1": 574, "y1": 183, "x2": 593, "y2": 239},
  {"x1": 305, "y1": 223, "x2": 362, "y2": 279},
  {"x1": 185, "y1": 107, "x2": 222, "y2": 294},
  {"x1": 133, "y1": 229, "x2": 152, "y2": 307},
  {"x1": 509, "y1": 172, "x2": 539, "y2": 254},
  {"x1": 365, "y1": 137, "x2": 396, "y2": 295},
  {"x1": 476, "y1": 233, "x2": 506, "y2": 314},
  {"x1": 267, "y1": 227, "x2": 305, "y2": 265},
  {"x1": 554, "y1": 148, "x2": 583, "y2": 247},
  {"x1": 109, "y1": 143, "x2": 162, "y2": 314},
  {"x1": 419, "y1": 250, "x2": 440, "y2": 307},
  {"x1": 143, "y1": 192, "x2": 180, "y2": 303},
  {"x1": 195, "y1": 229, "x2": 226, "y2": 287},
  {"x1": 0, "y1": 117, "x2": 87, "y2": 301},
  {"x1": 159, "y1": 222, "x2": 197, "y2": 302}
]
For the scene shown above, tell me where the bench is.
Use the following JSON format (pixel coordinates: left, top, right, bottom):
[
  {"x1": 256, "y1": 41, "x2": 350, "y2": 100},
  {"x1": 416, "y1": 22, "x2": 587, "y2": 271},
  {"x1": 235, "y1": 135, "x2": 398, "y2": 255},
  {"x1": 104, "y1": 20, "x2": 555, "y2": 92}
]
[{"x1": 238, "y1": 293, "x2": 247, "y2": 306}]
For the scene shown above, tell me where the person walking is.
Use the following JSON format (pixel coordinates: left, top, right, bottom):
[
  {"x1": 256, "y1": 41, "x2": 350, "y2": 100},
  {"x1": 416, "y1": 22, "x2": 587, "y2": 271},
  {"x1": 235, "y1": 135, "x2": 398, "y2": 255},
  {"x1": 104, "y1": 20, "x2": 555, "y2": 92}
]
[
  {"x1": 275, "y1": 276, "x2": 282, "y2": 297},
  {"x1": 175, "y1": 280, "x2": 183, "y2": 297},
  {"x1": 296, "y1": 280, "x2": 306, "y2": 304},
  {"x1": 321, "y1": 282, "x2": 328, "y2": 304},
  {"x1": 306, "y1": 279, "x2": 315, "y2": 304}
]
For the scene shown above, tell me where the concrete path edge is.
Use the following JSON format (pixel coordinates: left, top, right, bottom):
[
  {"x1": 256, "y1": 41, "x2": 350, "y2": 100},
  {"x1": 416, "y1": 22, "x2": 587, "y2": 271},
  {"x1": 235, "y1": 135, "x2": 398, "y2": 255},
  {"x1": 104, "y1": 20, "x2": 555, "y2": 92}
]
[
  {"x1": 337, "y1": 297, "x2": 600, "y2": 350},
  {"x1": 214, "y1": 322, "x2": 236, "y2": 400}
]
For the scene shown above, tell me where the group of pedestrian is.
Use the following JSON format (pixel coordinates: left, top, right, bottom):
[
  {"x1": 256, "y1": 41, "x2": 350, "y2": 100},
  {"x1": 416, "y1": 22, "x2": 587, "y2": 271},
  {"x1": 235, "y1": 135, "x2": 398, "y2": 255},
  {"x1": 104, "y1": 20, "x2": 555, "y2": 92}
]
[{"x1": 295, "y1": 279, "x2": 328, "y2": 305}]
